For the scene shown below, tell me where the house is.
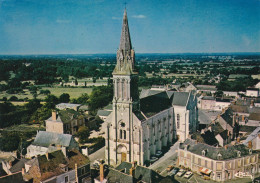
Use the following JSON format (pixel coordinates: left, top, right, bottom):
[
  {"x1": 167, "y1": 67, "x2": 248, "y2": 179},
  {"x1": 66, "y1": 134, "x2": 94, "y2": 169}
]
[
  {"x1": 200, "y1": 96, "x2": 215, "y2": 110},
  {"x1": 246, "y1": 88, "x2": 259, "y2": 97},
  {"x1": 1, "y1": 157, "x2": 28, "y2": 175},
  {"x1": 95, "y1": 161, "x2": 172, "y2": 183},
  {"x1": 215, "y1": 98, "x2": 231, "y2": 111},
  {"x1": 24, "y1": 149, "x2": 90, "y2": 183},
  {"x1": 196, "y1": 85, "x2": 217, "y2": 94},
  {"x1": 223, "y1": 91, "x2": 238, "y2": 98},
  {"x1": 184, "y1": 82, "x2": 197, "y2": 93},
  {"x1": 178, "y1": 139, "x2": 259, "y2": 182},
  {"x1": 215, "y1": 130, "x2": 231, "y2": 147},
  {"x1": 26, "y1": 131, "x2": 79, "y2": 158},
  {"x1": 55, "y1": 103, "x2": 81, "y2": 111},
  {"x1": 243, "y1": 127, "x2": 260, "y2": 150},
  {"x1": 0, "y1": 172, "x2": 29, "y2": 183},
  {"x1": 45, "y1": 109, "x2": 85, "y2": 135}
]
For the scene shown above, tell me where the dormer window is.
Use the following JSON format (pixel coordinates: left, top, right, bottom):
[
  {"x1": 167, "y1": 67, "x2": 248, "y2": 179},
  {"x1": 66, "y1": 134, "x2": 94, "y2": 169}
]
[
  {"x1": 217, "y1": 153, "x2": 222, "y2": 160},
  {"x1": 202, "y1": 150, "x2": 207, "y2": 156},
  {"x1": 249, "y1": 149, "x2": 252, "y2": 155},
  {"x1": 237, "y1": 151, "x2": 241, "y2": 157}
]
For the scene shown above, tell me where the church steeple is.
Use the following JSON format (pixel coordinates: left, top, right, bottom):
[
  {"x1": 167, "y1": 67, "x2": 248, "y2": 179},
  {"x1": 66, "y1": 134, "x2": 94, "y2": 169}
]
[
  {"x1": 119, "y1": 9, "x2": 132, "y2": 52},
  {"x1": 113, "y1": 9, "x2": 136, "y2": 75}
]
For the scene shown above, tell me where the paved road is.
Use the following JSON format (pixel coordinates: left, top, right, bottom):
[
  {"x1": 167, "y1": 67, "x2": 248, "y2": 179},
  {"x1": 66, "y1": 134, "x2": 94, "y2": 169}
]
[{"x1": 149, "y1": 142, "x2": 180, "y2": 174}]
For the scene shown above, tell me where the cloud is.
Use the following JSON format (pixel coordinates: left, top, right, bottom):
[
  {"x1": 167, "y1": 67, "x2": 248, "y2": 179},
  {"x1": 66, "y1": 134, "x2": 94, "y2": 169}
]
[
  {"x1": 56, "y1": 19, "x2": 71, "y2": 24},
  {"x1": 112, "y1": 17, "x2": 121, "y2": 20},
  {"x1": 132, "y1": 15, "x2": 146, "y2": 19}
]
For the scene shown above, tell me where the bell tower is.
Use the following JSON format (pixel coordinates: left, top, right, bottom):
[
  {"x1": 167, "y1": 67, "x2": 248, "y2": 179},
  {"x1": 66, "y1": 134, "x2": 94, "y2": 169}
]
[{"x1": 106, "y1": 9, "x2": 139, "y2": 166}]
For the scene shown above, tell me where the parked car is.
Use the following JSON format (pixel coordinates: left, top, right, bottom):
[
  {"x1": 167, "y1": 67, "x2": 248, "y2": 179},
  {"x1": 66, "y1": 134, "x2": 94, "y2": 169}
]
[
  {"x1": 184, "y1": 171, "x2": 193, "y2": 179},
  {"x1": 166, "y1": 165, "x2": 174, "y2": 172},
  {"x1": 176, "y1": 169, "x2": 186, "y2": 177},
  {"x1": 155, "y1": 150, "x2": 163, "y2": 157},
  {"x1": 150, "y1": 156, "x2": 158, "y2": 164},
  {"x1": 168, "y1": 168, "x2": 179, "y2": 178},
  {"x1": 171, "y1": 168, "x2": 179, "y2": 175}
]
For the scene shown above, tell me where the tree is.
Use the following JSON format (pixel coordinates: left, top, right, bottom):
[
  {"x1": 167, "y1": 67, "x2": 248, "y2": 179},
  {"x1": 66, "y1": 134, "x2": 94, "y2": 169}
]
[
  {"x1": 29, "y1": 86, "x2": 38, "y2": 99},
  {"x1": 44, "y1": 95, "x2": 59, "y2": 109},
  {"x1": 88, "y1": 86, "x2": 113, "y2": 111},
  {"x1": 214, "y1": 90, "x2": 223, "y2": 98},
  {"x1": 40, "y1": 89, "x2": 51, "y2": 95},
  {"x1": 0, "y1": 132, "x2": 20, "y2": 151},
  {"x1": 75, "y1": 79, "x2": 78, "y2": 86},
  {"x1": 59, "y1": 93, "x2": 70, "y2": 103},
  {"x1": 77, "y1": 126, "x2": 90, "y2": 144}
]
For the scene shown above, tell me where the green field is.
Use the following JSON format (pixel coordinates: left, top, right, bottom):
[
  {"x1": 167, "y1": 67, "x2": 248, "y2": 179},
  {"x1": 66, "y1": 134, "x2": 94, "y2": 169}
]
[{"x1": 0, "y1": 87, "x2": 93, "y2": 101}]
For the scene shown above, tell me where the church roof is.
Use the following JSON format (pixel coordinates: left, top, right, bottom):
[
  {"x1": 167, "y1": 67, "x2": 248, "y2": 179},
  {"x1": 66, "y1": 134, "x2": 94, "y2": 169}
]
[
  {"x1": 32, "y1": 131, "x2": 73, "y2": 148},
  {"x1": 119, "y1": 9, "x2": 132, "y2": 52},
  {"x1": 140, "y1": 89, "x2": 163, "y2": 99},
  {"x1": 171, "y1": 92, "x2": 190, "y2": 106}
]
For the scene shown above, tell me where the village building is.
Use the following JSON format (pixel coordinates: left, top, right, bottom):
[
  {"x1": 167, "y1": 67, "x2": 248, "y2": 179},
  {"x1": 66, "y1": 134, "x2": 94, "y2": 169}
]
[
  {"x1": 178, "y1": 139, "x2": 259, "y2": 182},
  {"x1": 104, "y1": 9, "x2": 198, "y2": 167},
  {"x1": 26, "y1": 131, "x2": 79, "y2": 158},
  {"x1": 45, "y1": 109, "x2": 85, "y2": 135},
  {"x1": 246, "y1": 88, "x2": 259, "y2": 97},
  {"x1": 24, "y1": 149, "x2": 90, "y2": 183}
]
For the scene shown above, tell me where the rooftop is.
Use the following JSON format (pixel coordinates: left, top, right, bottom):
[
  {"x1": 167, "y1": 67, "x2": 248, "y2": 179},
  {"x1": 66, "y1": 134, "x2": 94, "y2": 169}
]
[
  {"x1": 32, "y1": 131, "x2": 74, "y2": 148},
  {"x1": 180, "y1": 139, "x2": 256, "y2": 160}
]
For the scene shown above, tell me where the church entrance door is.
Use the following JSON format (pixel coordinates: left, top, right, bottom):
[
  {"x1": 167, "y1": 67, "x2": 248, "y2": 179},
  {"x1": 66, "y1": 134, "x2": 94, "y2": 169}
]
[{"x1": 121, "y1": 152, "x2": 126, "y2": 162}]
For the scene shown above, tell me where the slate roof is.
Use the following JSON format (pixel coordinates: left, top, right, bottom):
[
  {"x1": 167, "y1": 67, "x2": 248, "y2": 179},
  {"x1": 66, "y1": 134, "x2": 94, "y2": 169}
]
[
  {"x1": 196, "y1": 85, "x2": 217, "y2": 91},
  {"x1": 32, "y1": 131, "x2": 73, "y2": 148},
  {"x1": 36, "y1": 150, "x2": 89, "y2": 181},
  {"x1": 249, "y1": 113, "x2": 260, "y2": 121},
  {"x1": 56, "y1": 103, "x2": 81, "y2": 109},
  {"x1": 180, "y1": 139, "x2": 255, "y2": 160},
  {"x1": 219, "y1": 130, "x2": 229, "y2": 140},
  {"x1": 112, "y1": 162, "x2": 163, "y2": 183},
  {"x1": 9, "y1": 158, "x2": 28, "y2": 173},
  {"x1": 140, "y1": 89, "x2": 164, "y2": 99},
  {"x1": 0, "y1": 172, "x2": 28, "y2": 183},
  {"x1": 202, "y1": 96, "x2": 215, "y2": 100},
  {"x1": 97, "y1": 110, "x2": 112, "y2": 117},
  {"x1": 243, "y1": 127, "x2": 260, "y2": 145},
  {"x1": 171, "y1": 92, "x2": 190, "y2": 106},
  {"x1": 58, "y1": 109, "x2": 81, "y2": 124}
]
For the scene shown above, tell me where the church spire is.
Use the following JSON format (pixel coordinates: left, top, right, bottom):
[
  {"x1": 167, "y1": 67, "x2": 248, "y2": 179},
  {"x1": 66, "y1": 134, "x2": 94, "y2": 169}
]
[
  {"x1": 119, "y1": 9, "x2": 132, "y2": 52},
  {"x1": 113, "y1": 9, "x2": 136, "y2": 75}
]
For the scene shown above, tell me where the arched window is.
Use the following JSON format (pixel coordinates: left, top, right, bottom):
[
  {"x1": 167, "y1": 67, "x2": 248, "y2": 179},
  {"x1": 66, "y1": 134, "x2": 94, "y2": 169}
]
[
  {"x1": 120, "y1": 130, "x2": 123, "y2": 139},
  {"x1": 177, "y1": 114, "x2": 180, "y2": 129},
  {"x1": 124, "y1": 130, "x2": 126, "y2": 139}
]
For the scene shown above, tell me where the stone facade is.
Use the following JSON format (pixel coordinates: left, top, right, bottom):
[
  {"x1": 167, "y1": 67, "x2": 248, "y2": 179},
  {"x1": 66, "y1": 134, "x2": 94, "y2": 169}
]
[
  {"x1": 178, "y1": 139, "x2": 259, "y2": 182},
  {"x1": 105, "y1": 9, "x2": 198, "y2": 167}
]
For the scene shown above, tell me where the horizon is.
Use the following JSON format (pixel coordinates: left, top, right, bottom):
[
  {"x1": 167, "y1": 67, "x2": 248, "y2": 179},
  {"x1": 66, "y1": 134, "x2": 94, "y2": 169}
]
[{"x1": 1, "y1": 0, "x2": 260, "y2": 55}]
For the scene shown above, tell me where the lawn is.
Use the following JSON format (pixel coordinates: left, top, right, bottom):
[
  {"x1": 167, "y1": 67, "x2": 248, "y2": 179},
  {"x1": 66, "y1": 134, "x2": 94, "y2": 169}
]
[{"x1": 0, "y1": 87, "x2": 93, "y2": 101}]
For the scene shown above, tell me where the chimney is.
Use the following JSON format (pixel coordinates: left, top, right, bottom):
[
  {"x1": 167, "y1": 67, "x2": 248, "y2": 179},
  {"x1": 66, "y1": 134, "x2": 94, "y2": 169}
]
[
  {"x1": 46, "y1": 152, "x2": 49, "y2": 161},
  {"x1": 75, "y1": 163, "x2": 78, "y2": 183},
  {"x1": 8, "y1": 161, "x2": 12, "y2": 167},
  {"x1": 242, "y1": 115, "x2": 245, "y2": 121},
  {"x1": 232, "y1": 115, "x2": 236, "y2": 127},
  {"x1": 130, "y1": 162, "x2": 136, "y2": 176},
  {"x1": 100, "y1": 163, "x2": 104, "y2": 182},
  {"x1": 224, "y1": 145, "x2": 228, "y2": 150},
  {"x1": 237, "y1": 137, "x2": 240, "y2": 143},
  {"x1": 250, "y1": 100, "x2": 254, "y2": 108},
  {"x1": 248, "y1": 141, "x2": 252, "y2": 149},
  {"x1": 22, "y1": 168, "x2": 25, "y2": 175},
  {"x1": 52, "y1": 110, "x2": 57, "y2": 121}
]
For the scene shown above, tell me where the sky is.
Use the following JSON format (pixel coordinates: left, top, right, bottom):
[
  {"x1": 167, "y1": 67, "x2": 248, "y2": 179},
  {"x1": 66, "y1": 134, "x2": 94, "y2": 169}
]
[{"x1": 0, "y1": 0, "x2": 259, "y2": 55}]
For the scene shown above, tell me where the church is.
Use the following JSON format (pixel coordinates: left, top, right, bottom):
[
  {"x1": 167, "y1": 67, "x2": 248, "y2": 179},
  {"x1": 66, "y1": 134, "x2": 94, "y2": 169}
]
[{"x1": 105, "y1": 9, "x2": 198, "y2": 167}]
